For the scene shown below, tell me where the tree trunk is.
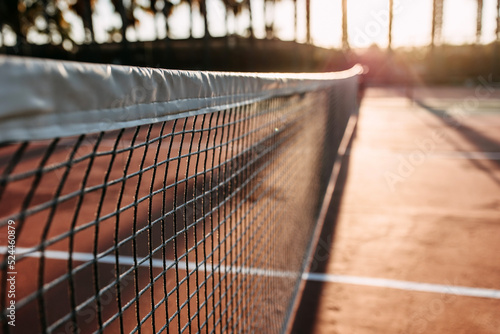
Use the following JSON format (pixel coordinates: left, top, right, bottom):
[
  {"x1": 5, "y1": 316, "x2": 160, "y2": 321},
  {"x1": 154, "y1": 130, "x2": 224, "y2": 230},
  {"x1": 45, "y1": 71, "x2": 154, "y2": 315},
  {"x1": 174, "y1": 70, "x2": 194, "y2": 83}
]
[
  {"x1": 431, "y1": 0, "x2": 444, "y2": 48},
  {"x1": 431, "y1": 0, "x2": 437, "y2": 47},
  {"x1": 163, "y1": 2, "x2": 173, "y2": 39},
  {"x1": 477, "y1": 0, "x2": 483, "y2": 43},
  {"x1": 222, "y1": 0, "x2": 230, "y2": 36},
  {"x1": 2, "y1": 0, "x2": 24, "y2": 44},
  {"x1": 201, "y1": 0, "x2": 210, "y2": 37},
  {"x1": 306, "y1": 0, "x2": 311, "y2": 43},
  {"x1": 294, "y1": 0, "x2": 298, "y2": 41},
  {"x1": 247, "y1": 0, "x2": 254, "y2": 38},
  {"x1": 388, "y1": 0, "x2": 393, "y2": 50},
  {"x1": 497, "y1": 0, "x2": 500, "y2": 40},
  {"x1": 41, "y1": 0, "x2": 52, "y2": 42},
  {"x1": 264, "y1": 0, "x2": 275, "y2": 39},
  {"x1": 342, "y1": 0, "x2": 349, "y2": 49},
  {"x1": 150, "y1": 0, "x2": 158, "y2": 39},
  {"x1": 113, "y1": 0, "x2": 130, "y2": 42},
  {"x1": 83, "y1": 0, "x2": 95, "y2": 42},
  {"x1": 188, "y1": 0, "x2": 193, "y2": 38}
]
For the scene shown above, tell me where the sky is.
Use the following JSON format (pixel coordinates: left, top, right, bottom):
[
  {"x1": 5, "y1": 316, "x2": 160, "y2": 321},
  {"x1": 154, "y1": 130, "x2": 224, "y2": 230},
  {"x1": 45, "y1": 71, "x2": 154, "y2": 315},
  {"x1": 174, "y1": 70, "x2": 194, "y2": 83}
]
[
  {"x1": 138, "y1": 0, "x2": 499, "y2": 48},
  {"x1": 1, "y1": 0, "x2": 499, "y2": 48},
  {"x1": 271, "y1": 0, "x2": 499, "y2": 48}
]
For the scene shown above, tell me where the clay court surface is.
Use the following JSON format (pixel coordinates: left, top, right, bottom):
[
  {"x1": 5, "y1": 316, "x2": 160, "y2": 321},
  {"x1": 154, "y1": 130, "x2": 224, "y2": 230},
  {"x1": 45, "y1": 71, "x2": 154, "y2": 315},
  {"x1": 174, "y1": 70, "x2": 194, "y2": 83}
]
[
  {"x1": 0, "y1": 93, "x2": 329, "y2": 333},
  {"x1": 292, "y1": 87, "x2": 500, "y2": 333},
  {"x1": 1, "y1": 86, "x2": 499, "y2": 333}
]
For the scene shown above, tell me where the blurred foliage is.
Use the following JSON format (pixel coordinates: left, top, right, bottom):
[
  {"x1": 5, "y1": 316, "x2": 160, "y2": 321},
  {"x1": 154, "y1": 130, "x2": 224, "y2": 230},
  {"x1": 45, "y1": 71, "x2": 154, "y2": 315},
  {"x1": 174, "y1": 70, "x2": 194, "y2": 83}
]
[
  {"x1": 1, "y1": 0, "x2": 498, "y2": 82},
  {"x1": 354, "y1": 42, "x2": 500, "y2": 85},
  {"x1": 0, "y1": 0, "x2": 289, "y2": 48},
  {"x1": 0, "y1": 0, "x2": 74, "y2": 44}
]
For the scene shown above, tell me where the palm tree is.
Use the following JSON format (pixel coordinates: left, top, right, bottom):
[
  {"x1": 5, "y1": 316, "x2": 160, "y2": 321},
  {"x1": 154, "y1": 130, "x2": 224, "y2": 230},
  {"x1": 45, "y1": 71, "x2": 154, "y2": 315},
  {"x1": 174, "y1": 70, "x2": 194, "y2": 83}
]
[
  {"x1": 342, "y1": 0, "x2": 349, "y2": 49},
  {"x1": 476, "y1": 0, "x2": 483, "y2": 43}
]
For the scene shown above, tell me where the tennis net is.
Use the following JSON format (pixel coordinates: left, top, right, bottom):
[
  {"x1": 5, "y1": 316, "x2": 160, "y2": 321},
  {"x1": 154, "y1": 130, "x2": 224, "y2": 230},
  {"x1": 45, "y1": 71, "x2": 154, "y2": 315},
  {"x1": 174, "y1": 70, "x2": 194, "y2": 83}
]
[{"x1": 0, "y1": 56, "x2": 361, "y2": 334}]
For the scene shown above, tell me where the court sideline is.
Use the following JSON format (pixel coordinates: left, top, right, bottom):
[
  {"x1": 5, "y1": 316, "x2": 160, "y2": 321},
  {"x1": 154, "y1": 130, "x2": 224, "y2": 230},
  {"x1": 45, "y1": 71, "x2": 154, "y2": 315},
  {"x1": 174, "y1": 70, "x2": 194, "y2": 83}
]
[{"x1": 292, "y1": 87, "x2": 500, "y2": 333}]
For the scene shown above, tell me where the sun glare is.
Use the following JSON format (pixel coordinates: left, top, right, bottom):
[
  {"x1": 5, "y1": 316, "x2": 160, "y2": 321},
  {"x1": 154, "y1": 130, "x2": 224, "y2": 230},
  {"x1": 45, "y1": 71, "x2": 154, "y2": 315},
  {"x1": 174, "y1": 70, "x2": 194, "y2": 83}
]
[
  {"x1": 296, "y1": 0, "x2": 499, "y2": 48},
  {"x1": 1, "y1": 0, "x2": 498, "y2": 48}
]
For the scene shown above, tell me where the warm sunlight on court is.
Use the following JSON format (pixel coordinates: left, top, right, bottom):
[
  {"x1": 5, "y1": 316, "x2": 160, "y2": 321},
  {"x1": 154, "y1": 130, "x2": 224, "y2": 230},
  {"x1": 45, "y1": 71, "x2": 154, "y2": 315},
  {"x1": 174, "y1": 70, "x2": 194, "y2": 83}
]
[{"x1": 1, "y1": 0, "x2": 500, "y2": 333}]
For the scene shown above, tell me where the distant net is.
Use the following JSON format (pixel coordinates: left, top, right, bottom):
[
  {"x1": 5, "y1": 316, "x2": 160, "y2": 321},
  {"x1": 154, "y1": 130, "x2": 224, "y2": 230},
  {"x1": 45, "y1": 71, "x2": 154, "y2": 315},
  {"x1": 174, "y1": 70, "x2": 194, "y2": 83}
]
[{"x1": 0, "y1": 57, "x2": 360, "y2": 334}]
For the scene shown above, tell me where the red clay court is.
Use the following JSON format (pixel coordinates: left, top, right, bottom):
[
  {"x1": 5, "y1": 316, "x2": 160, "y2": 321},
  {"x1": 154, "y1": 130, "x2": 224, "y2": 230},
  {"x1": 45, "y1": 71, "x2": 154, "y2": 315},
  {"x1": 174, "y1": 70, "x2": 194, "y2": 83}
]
[
  {"x1": 1, "y1": 56, "x2": 499, "y2": 334},
  {"x1": 292, "y1": 86, "x2": 500, "y2": 334},
  {"x1": 0, "y1": 57, "x2": 361, "y2": 334}
]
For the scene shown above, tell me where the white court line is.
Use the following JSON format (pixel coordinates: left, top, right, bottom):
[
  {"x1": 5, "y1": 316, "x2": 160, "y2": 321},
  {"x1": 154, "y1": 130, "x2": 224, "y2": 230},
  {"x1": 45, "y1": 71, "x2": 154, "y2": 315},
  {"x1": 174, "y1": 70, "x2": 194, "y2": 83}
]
[
  {"x1": 303, "y1": 273, "x2": 500, "y2": 300},
  {"x1": 5, "y1": 247, "x2": 500, "y2": 300},
  {"x1": 346, "y1": 149, "x2": 500, "y2": 161},
  {"x1": 428, "y1": 152, "x2": 500, "y2": 160},
  {"x1": 0, "y1": 246, "x2": 297, "y2": 279}
]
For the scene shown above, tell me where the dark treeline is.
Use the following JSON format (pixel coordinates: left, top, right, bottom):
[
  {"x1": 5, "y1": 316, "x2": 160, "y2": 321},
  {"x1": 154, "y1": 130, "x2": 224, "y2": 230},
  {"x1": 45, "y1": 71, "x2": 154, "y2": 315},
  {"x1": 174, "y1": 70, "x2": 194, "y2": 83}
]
[
  {"x1": 354, "y1": 43, "x2": 500, "y2": 85},
  {"x1": 0, "y1": 0, "x2": 305, "y2": 49},
  {"x1": 1, "y1": 0, "x2": 498, "y2": 50}
]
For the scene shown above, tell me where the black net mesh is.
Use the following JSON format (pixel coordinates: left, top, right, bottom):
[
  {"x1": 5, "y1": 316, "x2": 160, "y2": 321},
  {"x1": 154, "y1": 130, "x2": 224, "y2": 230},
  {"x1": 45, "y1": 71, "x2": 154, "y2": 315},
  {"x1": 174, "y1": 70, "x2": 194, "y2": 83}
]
[{"x1": 0, "y1": 83, "x2": 355, "y2": 333}]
